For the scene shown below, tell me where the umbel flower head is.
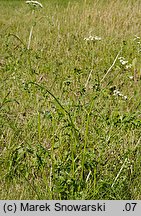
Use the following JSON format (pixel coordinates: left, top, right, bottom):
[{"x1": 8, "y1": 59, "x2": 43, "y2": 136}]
[
  {"x1": 84, "y1": 35, "x2": 102, "y2": 41},
  {"x1": 113, "y1": 89, "x2": 127, "y2": 100},
  {"x1": 26, "y1": 1, "x2": 43, "y2": 8}
]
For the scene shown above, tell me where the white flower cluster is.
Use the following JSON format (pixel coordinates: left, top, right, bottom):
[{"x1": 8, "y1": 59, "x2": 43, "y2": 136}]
[
  {"x1": 118, "y1": 57, "x2": 128, "y2": 65},
  {"x1": 84, "y1": 35, "x2": 102, "y2": 41},
  {"x1": 26, "y1": 1, "x2": 43, "y2": 8},
  {"x1": 129, "y1": 76, "x2": 134, "y2": 80},
  {"x1": 118, "y1": 57, "x2": 132, "y2": 69},
  {"x1": 113, "y1": 89, "x2": 127, "y2": 100}
]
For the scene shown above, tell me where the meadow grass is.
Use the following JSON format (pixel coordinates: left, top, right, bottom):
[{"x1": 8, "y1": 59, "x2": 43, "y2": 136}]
[{"x1": 0, "y1": 0, "x2": 141, "y2": 199}]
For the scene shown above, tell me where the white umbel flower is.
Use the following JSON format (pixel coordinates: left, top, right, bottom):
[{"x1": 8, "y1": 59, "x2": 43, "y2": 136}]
[
  {"x1": 118, "y1": 57, "x2": 128, "y2": 65},
  {"x1": 113, "y1": 89, "x2": 127, "y2": 100},
  {"x1": 26, "y1": 1, "x2": 43, "y2": 8},
  {"x1": 84, "y1": 35, "x2": 102, "y2": 41}
]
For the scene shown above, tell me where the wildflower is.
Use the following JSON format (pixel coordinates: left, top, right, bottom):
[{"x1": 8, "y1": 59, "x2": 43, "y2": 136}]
[
  {"x1": 25, "y1": 0, "x2": 43, "y2": 8},
  {"x1": 118, "y1": 57, "x2": 132, "y2": 70},
  {"x1": 129, "y1": 76, "x2": 134, "y2": 80},
  {"x1": 118, "y1": 57, "x2": 128, "y2": 65},
  {"x1": 113, "y1": 89, "x2": 127, "y2": 100},
  {"x1": 94, "y1": 36, "x2": 102, "y2": 41},
  {"x1": 123, "y1": 95, "x2": 128, "y2": 100},
  {"x1": 84, "y1": 35, "x2": 102, "y2": 41},
  {"x1": 121, "y1": 60, "x2": 128, "y2": 65},
  {"x1": 125, "y1": 64, "x2": 132, "y2": 69}
]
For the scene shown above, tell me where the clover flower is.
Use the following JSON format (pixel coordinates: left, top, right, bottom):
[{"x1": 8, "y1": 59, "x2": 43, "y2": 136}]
[{"x1": 26, "y1": 0, "x2": 43, "y2": 8}]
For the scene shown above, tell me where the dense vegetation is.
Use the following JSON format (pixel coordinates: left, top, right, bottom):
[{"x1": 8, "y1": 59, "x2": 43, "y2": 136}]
[{"x1": 0, "y1": 0, "x2": 141, "y2": 199}]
